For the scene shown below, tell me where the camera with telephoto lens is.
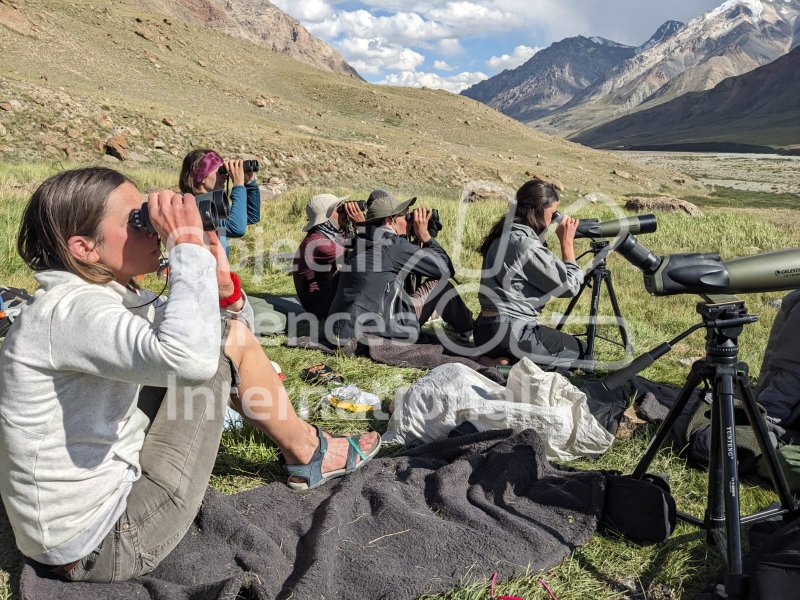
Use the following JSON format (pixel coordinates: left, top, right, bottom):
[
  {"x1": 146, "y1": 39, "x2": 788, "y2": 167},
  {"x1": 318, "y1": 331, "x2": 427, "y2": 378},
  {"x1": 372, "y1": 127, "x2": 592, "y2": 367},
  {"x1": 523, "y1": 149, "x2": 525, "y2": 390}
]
[
  {"x1": 217, "y1": 159, "x2": 260, "y2": 176},
  {"x1": 406, "y1": 208, "x2": 442, "y2": 238},
  {"x1": 128, "y1": 190, "x2": 230, "y2": 234}
]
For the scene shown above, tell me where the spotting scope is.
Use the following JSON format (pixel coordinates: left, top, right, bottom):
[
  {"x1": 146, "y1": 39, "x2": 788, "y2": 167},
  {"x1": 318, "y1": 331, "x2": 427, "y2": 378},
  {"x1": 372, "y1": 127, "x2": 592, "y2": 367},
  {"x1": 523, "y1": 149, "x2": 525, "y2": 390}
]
[
  {"x1": 615, "y1": 234, "x2": 800, "y2": 295},
  {"x1": 554, "y1": 212, "x2": 658, "y2": 239}
]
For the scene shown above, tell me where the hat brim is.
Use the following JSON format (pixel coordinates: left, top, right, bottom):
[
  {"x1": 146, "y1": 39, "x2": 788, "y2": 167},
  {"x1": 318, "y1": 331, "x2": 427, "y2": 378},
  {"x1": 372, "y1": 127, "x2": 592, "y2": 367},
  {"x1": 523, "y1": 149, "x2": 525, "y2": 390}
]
[
  {"x1": 398, "y1": 197, "x2": 417, "y2": 214},
  {"x1": 366, "y1": 196, "x2": 417, "y2": 222},
  {"x1": 303, "y1": 195, "x2": 350, "y2": 231}
]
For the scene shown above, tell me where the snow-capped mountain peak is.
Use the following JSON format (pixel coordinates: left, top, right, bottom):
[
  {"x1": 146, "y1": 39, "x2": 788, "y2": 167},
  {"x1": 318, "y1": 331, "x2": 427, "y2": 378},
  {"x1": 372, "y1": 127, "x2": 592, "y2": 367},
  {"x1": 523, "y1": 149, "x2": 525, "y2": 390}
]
[
  {"x1": 706, "y1": 0, "x2": 764, "y2": 21},
  {"x1": 588, "y1": 37, "x2": 632, "y2": 48}
]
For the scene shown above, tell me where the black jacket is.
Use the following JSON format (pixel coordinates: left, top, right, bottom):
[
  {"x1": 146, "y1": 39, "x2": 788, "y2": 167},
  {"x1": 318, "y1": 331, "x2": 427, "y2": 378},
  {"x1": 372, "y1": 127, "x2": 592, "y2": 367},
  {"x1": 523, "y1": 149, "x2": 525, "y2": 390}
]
[{"x1": 328, "y1": 227, "x2": 454, "y2": 343}]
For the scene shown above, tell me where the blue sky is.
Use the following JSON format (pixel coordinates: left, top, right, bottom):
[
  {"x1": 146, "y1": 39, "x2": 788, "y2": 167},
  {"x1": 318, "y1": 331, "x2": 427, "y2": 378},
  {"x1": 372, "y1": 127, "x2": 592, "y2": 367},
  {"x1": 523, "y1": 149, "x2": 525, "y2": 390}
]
[{"x1": 272, "y1": 0, "x2": 726, "y2": 92}]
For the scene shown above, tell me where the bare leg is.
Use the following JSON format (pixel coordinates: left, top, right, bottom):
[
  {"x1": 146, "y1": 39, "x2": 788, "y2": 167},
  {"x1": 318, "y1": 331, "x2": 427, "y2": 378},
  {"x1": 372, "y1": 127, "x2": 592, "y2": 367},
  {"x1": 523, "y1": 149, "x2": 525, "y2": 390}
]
[{"x1": 224, "y1": 320, "x2": 379, "y2": 476}]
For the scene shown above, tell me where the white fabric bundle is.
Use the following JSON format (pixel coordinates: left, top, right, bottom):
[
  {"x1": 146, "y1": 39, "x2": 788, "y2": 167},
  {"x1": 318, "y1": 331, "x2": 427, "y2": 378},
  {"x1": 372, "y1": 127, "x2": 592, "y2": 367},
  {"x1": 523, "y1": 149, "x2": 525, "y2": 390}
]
[{"x1": 383, "y1": 358, "x2": 614, "y2": 461}]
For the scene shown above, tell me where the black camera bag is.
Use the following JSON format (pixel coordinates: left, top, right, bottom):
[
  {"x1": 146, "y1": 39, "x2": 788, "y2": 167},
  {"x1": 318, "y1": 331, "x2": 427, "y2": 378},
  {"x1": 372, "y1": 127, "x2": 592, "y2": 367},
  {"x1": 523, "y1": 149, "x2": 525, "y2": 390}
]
[
  {"x1": 598, "y1": 472, "x2": 677, "y2": 543},
  {"x1": 744, "y1": 513, "x2": 800, "y2": 599}
]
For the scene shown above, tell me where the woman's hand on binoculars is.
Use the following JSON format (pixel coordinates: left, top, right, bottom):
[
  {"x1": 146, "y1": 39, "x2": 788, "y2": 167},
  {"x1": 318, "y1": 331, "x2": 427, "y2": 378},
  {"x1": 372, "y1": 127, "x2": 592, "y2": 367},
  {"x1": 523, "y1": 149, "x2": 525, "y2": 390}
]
[
  {"x1": 145, "y1": 190, "x2": 204, "y2": 250},
  {"x1": 343, "y1": 201, "x2": 366, "y2": 223},
  {"x1": 224, "y1": 159, "x2": 246, "y2": 186},
  {"x1": 412, "y1": 207, "x2": 433, "y2": 243}
]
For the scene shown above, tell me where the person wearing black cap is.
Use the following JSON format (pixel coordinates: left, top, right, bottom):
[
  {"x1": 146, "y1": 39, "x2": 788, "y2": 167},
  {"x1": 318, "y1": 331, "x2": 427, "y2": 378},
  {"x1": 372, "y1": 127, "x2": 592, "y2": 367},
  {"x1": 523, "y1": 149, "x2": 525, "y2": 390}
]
[{"x1": 327, "y1": 192, "x2": 473, "y2": 344}]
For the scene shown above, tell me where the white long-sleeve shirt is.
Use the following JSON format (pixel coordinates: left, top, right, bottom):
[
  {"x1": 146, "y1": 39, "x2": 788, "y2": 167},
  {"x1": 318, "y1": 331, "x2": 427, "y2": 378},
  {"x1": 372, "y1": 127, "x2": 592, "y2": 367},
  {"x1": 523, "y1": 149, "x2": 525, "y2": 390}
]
[{"x1": 0, "y1": 243, "x2": 221, "y2": 564}]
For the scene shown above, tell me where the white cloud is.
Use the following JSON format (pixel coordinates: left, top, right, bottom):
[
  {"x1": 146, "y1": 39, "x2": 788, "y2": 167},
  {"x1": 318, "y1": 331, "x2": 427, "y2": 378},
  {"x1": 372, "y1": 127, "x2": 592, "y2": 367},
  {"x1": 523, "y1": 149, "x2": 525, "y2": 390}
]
[
  {"x1": 306, "y1": 9, "x2": 376, "y2": 39},
  {"x1": 437, "y1": 38, "x2": 463, "y2": 55},
  {"x1": 427, "y1": 2, "x2": 518, "y2": 31},
  {"x1": 272, "y1": 0, "x2": 334, "y2": 22},
  {"x1": 486, "y1": 44, "x2": 539, "y2": 71},
  {"x1": 339, "y1": 37, "x2": 426, "y2": 75},
  {"x1": 308, "y1": 10, "x2": 453, "y2": 46},
  {"x1": 433, "y1": 59, "x2": 455, "y2": 71},
  {"x1": 379, "y1": 70, "x2": 488, "y2": 93}
]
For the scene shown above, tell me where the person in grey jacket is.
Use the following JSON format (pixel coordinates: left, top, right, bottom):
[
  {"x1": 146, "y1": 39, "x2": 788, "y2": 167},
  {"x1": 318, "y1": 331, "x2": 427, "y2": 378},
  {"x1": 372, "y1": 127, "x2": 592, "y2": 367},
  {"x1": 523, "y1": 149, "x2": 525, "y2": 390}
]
[
  {"x1": 328, "y1": 192, "x2": 473, "y2": 344},
  {"x1": 473, "y1": 178, "x2": 585, "y2": 367},
  {"x1": 0, "y1": 168, "x2": 379, "y2": 583},
  {"x1": 755, "y1": 289, "x2": 800, "y2": 429}
]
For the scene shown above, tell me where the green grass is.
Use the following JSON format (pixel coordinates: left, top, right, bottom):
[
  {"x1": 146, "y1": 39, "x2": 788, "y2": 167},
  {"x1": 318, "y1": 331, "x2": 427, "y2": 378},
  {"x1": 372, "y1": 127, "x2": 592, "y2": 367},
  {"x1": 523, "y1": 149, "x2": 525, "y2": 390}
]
[
  {"x1": 1, "y1": 161, "x2": 799, "y2": 598},
  {"x1": 684, "y1": 186, "x2": 800, "y2": 210}
]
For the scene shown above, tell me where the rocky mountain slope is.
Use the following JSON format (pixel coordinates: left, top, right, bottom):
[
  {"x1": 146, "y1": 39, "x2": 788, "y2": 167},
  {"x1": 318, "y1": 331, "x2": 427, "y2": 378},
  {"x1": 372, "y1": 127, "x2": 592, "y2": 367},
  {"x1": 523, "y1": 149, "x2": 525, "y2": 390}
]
[
  {"x1": 460, "y1": 22, "x2": 686, "y2": 128},
  {"x1": 572, "y1": 44, "x2": 800, "y2": 151},
  {"x1": 0, "y1": 0, "x2": 702, "y2": 200},
  {"x1": 635, "y1": 20, "x2": 684, "y2": 53},
  {"x1": 131, "y1": 0, "x2": 361, "y2": 78},
  {"x1": 536, "y1": 0, "x2": 800, "y2": 136},
  {"x1": 461, "y1": 36, "x2": 636, "y2": 122}
]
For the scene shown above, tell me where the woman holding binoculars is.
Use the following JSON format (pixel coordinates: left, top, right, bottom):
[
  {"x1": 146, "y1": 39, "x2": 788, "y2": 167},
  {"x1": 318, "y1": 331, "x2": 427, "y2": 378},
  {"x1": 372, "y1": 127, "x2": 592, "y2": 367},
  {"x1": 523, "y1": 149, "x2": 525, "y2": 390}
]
[
  {"x1": 179, "y1": 149, "x2": 261, "y2": 257},
  {"x1": 0, "y1": 167, "x2": 380, "y2": 583},
  {"x1": 474, "y1": 178, "x2": 586, "y2": 367}
]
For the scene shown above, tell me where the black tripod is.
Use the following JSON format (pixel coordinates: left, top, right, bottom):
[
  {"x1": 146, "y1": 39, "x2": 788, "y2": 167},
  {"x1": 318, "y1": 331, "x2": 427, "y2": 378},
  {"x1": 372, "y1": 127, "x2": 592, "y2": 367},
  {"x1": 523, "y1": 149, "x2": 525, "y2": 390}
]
[
  {"x1": 556, "y1": 240, "x2": 633, "y2": 366},
  {"x1": 627, "y1": 296, "x2": 797, "y2": 599}
]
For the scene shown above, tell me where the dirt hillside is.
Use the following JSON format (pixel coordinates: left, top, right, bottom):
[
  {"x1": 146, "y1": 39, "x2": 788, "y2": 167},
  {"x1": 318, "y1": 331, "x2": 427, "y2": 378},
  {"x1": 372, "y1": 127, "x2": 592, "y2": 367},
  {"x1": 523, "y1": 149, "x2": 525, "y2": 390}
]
[{"x1": 0, "y1": 0, "x2": 704, "y2": 199}]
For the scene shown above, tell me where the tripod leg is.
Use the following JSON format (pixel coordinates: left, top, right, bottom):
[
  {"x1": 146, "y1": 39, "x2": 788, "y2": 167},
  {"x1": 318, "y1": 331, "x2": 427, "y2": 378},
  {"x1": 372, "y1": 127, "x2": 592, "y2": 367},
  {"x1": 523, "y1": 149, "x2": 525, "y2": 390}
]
[
  {"x1": 603, "y1": 271, "x2": 633, "y2": 355},
  {"x1": 736, "y1": 368, "x2": 795, "y2": 511},
  {"x1": 632, "y1": 361, "x2": 706, "y2": 479},
  {"x1": 715, "y1": 366, "x2": 746, "y2": 596},
  {"x1": 555, "y1": 274, "x2": 591, "y2": 332},
  {"x1": 706, "y1": 391, "x2": 725, "y2": 542},
  {"x1": 584, "y1": 268, "x2": 604, "y2": 362}
]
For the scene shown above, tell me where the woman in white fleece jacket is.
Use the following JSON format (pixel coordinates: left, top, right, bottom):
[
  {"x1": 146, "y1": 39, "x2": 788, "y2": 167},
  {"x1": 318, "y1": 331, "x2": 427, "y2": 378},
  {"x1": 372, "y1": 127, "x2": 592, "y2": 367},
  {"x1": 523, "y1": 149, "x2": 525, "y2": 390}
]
[{"x1": 0, "y1": 167, "x2": 379, "y2": 583}]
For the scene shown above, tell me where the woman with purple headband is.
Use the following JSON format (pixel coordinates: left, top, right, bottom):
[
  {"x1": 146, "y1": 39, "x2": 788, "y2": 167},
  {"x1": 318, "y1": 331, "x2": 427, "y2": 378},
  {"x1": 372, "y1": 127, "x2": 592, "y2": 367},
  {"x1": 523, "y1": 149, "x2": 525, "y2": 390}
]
[{"x1": 179, "y1": 149, "x2": 261, "y2": 257}]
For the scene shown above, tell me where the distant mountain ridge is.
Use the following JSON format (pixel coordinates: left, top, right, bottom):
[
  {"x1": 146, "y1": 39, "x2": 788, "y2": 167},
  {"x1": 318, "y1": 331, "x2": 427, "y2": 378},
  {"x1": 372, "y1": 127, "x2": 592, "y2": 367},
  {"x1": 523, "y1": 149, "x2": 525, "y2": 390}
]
[
  {"x1": 461, "y1": 36, "x2": 636, "y2": 122},
  {"x1": 536, "y1": 0, "x2": 800, "y2": 136},
  {"x1": 571, "y1": 44, "x2": 800, "y2": 151},
  {"x1": 635, "y1": 20, "x2": 684, "y2": 53},
  {"x1": 132, "y1": 0, "x2": 361, "y2": 78},
  {"x1": 460, "y1": 21, "x2": 685, "y2": 125},
  {"x1": 462, "y1": 0, "x2": 798, "y2": 151}
]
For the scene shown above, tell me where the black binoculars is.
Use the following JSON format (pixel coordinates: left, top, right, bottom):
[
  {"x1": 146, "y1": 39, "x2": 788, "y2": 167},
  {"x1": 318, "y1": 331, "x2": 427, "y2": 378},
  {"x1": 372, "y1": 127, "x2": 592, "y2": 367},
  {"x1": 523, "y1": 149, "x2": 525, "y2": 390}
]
[
  {"x1": 128, "y1": 190, "x2": 230, "y2": 234},
  {"x1": 218, "y1": 160, "x2": 259, "y2": 176},
  {"x1": 338, "y1": 200, "x2": 368, "y2": 214},
  {"x1": 407, "y1": 208, "x2": 442, "y2": 237}
]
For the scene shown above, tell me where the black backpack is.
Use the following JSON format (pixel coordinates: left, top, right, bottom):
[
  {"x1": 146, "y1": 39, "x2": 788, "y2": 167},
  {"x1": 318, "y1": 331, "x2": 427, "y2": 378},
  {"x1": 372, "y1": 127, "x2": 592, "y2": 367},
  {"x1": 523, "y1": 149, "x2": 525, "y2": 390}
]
[
  {"x1": 598, "y1": 472, "x2": 677, "y2": 543},
  {"x1": 746, "y1": 514, "x2": 800, "y2": 599}
]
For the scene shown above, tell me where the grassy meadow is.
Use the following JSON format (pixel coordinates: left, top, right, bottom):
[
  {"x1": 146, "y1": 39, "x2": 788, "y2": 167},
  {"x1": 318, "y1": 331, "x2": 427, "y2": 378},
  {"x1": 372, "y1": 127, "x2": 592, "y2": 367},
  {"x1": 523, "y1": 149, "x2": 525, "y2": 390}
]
[{"x1": 1, "y1": 160, "x2": 799, "y2": 599}]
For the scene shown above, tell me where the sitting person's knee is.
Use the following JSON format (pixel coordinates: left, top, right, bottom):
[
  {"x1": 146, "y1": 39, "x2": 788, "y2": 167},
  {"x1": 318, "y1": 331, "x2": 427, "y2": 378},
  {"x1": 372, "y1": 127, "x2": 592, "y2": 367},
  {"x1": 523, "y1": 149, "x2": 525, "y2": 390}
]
[{"x1": 225, "y1": 318, "x2": 259, "y2": 363}]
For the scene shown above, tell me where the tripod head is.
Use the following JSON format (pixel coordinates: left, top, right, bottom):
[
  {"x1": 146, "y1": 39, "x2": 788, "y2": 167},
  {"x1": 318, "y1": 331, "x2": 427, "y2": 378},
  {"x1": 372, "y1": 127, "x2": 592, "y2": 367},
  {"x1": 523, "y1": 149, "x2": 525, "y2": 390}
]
[
  {"x1": 601, "y1": 294, "x2": 758, "y2": 391},
  {"x1": 696, "y1": 295, "x2": 758, "y2": 364},
  {"x1": 576, "y1": 239, "x2": 613, "y2": 262}
]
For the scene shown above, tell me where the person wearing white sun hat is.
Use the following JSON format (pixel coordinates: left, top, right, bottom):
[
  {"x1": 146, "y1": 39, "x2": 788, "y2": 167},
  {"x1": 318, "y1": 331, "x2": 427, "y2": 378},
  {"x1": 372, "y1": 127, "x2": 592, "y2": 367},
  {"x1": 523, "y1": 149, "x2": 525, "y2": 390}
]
[{"x1": 292, "y1": 193, "x2": 366, "y2": 319}]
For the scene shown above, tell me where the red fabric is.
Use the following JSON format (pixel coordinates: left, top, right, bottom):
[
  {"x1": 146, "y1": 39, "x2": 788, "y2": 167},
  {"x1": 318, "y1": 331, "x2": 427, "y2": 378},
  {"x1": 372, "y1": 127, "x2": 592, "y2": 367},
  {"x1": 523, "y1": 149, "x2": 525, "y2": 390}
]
[
  {"x1": 218, "y1": 273, "x2": 242, "y2": 308},
  {"x1": 292, "y1": 233, "x2": 345, "y2": 316}
]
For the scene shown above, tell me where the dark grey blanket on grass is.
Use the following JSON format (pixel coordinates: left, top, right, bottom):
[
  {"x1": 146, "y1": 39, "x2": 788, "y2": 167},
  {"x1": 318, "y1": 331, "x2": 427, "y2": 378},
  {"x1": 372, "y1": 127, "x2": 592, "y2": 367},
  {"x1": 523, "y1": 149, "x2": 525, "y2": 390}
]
[
  {"x1": 286, "y1": 334, "x2": 507, "y2": 383},
  {"x1": 20, "y1": 429, "x2": 606, "y2": 600}
]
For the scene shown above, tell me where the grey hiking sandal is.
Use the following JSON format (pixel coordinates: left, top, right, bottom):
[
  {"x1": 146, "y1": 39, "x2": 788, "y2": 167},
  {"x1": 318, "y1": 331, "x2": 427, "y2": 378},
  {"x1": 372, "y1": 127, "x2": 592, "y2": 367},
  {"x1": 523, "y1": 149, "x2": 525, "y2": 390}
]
[{"x1": 283, "y1": 426, "x2": 381, "y2": 491}]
